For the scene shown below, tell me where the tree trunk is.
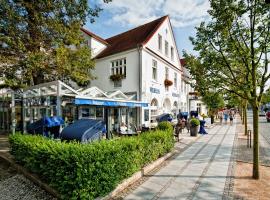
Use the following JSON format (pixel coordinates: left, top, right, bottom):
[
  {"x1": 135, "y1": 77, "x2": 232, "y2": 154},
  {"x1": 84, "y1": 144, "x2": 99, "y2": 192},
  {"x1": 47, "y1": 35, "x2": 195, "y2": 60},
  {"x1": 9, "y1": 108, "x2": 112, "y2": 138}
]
[
  {"x1": 211, "y1": 115, "x2": 214, "y2": 124},
  {"x1": 252, "y1": 104, "x2": 260, "y2": 179},
  {"x1": 242, "y1": 105, "x2": 245, "y2": 125},
  {"x1": 244, "y1": 103, "x2": 248, "y2": 136}
]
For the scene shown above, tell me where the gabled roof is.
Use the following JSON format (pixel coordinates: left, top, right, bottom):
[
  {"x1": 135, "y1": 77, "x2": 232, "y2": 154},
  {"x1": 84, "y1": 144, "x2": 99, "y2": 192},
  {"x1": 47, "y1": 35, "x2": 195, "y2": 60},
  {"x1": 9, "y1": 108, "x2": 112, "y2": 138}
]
[
  {"x1": 81, "y1": 28, "x2": 108, "y2": 45},
  {"x1": 95, "y1": 15, "x2": 168, "y2": 59},
  {"x1": 80, "y1": 86, "x2": 108, "y2": 98},
  {"x1": 106, "y1": 90, "x2": 128, "y2": 100}
]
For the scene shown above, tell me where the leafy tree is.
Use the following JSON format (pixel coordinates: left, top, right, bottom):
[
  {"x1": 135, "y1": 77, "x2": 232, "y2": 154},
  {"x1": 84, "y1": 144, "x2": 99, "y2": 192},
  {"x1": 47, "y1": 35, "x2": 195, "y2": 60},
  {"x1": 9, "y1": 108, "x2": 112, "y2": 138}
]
[
  {"x1": 188, "y1": 0, "x2": 270, "y2": 179},
  {"x1": 202, "y1": 92, "x2": 225, "y2": 123},
  {"x1": 0, "y1": 0, "x2": 111, "y2": 89}
]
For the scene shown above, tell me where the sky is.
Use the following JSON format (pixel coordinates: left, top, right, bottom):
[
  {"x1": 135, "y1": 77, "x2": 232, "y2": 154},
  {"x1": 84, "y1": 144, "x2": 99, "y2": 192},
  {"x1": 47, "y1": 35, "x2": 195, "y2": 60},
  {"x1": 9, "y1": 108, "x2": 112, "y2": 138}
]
[{"x1": 85, "y1": 0, "x2": 210, "y2": 57}]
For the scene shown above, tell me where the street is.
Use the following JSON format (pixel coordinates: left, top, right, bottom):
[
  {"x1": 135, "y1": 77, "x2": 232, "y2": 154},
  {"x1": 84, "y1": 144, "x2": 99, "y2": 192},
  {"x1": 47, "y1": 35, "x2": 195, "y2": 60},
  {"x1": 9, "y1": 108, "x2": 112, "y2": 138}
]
[
  {"x1": 236, "y1": 111, "x2": 270, "y2": 166},
  {"x1": 251, "y1": 111, "x2": 270, "y2": 165}
]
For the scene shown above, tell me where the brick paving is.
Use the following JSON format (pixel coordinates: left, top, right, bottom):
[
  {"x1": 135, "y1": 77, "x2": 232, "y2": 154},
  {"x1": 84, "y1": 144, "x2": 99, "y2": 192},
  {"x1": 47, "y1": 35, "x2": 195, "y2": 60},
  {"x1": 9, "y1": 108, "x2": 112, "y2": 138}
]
[{"x1": 119, "y1": 121, "x2": 237, "y2": 200}]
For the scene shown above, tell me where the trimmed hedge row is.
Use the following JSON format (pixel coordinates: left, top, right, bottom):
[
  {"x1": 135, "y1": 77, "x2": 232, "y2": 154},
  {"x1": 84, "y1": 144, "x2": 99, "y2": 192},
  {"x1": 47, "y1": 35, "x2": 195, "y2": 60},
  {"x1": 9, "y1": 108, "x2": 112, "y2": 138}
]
[{"x1": 9, "y1": 129, "x2": 174, "y2": 199}]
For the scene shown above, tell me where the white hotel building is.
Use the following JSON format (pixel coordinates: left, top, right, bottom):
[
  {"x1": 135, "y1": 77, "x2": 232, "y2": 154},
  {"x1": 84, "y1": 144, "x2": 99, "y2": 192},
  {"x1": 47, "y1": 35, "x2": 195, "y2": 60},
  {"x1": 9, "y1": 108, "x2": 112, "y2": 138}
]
[{"x1": 81, "y1": 15, "x2": 205, "y2": 127}]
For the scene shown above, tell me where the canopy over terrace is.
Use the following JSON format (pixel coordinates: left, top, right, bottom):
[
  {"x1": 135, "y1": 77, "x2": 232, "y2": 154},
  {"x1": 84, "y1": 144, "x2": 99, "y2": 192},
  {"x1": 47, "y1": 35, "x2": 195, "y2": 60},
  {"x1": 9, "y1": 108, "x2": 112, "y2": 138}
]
[
  {"x1": 22, "y1": 81, "x2": 79, "y2": 132},
  {"x1": 76, "y1": 88, "x2": 148, "y2": 137}
]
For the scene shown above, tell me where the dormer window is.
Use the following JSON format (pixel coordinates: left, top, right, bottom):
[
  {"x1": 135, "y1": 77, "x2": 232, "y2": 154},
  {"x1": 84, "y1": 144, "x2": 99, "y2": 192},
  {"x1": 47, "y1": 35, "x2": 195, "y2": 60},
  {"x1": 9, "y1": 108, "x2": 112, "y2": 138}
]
[{"x1": 158, "y1": 34, "x2": 162, "y2": 51}]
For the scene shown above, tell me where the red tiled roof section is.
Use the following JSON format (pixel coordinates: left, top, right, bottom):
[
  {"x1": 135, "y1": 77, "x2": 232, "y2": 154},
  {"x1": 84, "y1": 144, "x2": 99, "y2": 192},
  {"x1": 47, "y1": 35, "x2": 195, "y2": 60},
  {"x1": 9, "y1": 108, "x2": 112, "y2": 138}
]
[
  {"x1": 96, "y1": 15, "x2": 168, "y2": 59},
  {"x1": 81, "y1": 28, "x2": 108, "y2": 45}
]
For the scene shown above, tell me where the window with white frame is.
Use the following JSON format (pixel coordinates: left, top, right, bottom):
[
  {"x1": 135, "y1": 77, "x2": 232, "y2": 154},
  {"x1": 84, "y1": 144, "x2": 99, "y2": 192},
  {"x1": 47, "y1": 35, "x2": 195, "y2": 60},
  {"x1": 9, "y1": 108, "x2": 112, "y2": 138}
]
[
  {"x1": 165, "y1": 67, "x2": 169, "y2": 79},
  {"x1": 158, "y1": 34, "x2": 162, "y2": 51},
  {"x1": 181, "y1": 80, "x2": 184, "y2": 92},
  {"x1": 152, "y1": 60, "x2": 157, "y2": 81},
  {"x1": 165, "y1": 41, "x2": 169, "y2": 56},
  {"x1": 111, "y1": 58, "x2": 126, "y2": 77},
  {"x1": 171, "y1": 46, "x2": 174, "y2": 60},
  {"x1": 174, "y1": 72, "x2": 177, "y2": 88}
]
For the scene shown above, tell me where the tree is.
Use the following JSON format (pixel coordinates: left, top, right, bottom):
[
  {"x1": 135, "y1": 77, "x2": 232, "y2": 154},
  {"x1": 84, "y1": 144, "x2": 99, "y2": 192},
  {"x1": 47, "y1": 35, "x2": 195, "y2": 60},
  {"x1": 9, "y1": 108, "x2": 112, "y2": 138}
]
[
  {"x1": 203, "y1": 92, "x2": 225, "y2": 123},
  {"x1": 183, "y1": 53, "x2": 225, "y2": 123},
  {"x1": 0, "y1": 0, "x2": 111, "y2": 89},
  {"x1": 188, "y1": 0, "x2": 270, "y2": 179}
]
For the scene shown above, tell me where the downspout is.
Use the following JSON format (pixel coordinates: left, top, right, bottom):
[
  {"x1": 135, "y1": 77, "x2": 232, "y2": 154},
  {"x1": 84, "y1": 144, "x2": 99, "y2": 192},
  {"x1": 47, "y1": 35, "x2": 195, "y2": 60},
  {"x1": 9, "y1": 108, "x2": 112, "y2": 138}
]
[
  {"x1": 137, "y1": 45, "x2": 143, "y2": 101},
  {"x1": 137, "y1": 45, "x2": 143, "y2": 126}
]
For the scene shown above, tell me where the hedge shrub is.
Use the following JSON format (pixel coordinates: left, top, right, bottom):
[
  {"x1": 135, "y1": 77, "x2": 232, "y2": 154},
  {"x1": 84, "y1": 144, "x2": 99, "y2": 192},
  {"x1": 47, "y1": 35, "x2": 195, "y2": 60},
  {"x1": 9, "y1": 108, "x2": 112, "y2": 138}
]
[
  {"x1": 157, "y1": 121, "x2": 173, "y2": 132},
  {"x1": 9, "y1": 129, "x2": 174, "y2": 199}
]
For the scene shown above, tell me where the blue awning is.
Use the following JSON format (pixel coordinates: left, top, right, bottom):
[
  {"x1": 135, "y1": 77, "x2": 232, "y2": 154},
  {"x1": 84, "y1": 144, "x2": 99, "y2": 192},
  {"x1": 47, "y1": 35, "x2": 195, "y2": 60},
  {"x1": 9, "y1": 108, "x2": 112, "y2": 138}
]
[{"x1": 75, "y1": 98, "x2": 148, "y2": 107}]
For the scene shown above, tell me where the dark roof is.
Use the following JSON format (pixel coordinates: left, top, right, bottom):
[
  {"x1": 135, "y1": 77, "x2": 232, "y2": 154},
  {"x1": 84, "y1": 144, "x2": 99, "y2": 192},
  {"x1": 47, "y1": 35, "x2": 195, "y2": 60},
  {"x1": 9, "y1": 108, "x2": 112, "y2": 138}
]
[
  {"x1": 81, "y1": 28, "x2": 108, "y2": 45},
  {"x1": 95, "y1": 16, "x2": 168, "y2": 59}
]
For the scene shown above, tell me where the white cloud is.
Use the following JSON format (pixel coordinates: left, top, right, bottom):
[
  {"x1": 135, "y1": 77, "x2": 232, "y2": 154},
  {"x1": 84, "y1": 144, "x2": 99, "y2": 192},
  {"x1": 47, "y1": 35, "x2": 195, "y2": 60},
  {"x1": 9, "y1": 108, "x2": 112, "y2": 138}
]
[{"x1": 100, "y1": 0, "x2": 210, "y2": 28}]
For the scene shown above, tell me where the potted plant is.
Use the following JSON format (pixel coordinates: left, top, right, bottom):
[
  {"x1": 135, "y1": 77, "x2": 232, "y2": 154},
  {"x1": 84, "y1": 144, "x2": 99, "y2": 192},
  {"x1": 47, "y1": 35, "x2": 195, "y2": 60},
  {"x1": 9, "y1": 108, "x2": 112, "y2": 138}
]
[
  {"x1": 190, "y1": 118, "x2": 200, "y2": 136},
  {"x1": 109, "y1": 74, "x2": 125, "y2": 82},
  {"x1": 164, "y1": 79, "x2": 173, "y2": 87}
]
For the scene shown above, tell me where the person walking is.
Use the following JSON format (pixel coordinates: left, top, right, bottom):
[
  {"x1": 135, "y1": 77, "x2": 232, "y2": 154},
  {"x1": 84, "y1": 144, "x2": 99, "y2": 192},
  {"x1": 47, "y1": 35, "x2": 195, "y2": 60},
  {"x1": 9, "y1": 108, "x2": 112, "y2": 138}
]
[
  {"x1": 174, "y1": 118, "x2": 182, "y2": 142},
  {"x1": 218, "y1": 110, "x2": 223, "y2": 124},
  {"x1": 229, "y1": 111, "x2": 234, "y2": 125},
  {"x1": 224, "y1": 109, "x2": 228, "y2": 124}
]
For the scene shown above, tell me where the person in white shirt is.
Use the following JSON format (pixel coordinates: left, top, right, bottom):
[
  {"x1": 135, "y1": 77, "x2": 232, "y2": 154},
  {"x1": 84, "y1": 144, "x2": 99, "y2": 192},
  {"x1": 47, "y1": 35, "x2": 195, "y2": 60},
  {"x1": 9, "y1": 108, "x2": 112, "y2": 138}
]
[{"x1": 120, "y1": 122, "x2": 127, "y2": 134}]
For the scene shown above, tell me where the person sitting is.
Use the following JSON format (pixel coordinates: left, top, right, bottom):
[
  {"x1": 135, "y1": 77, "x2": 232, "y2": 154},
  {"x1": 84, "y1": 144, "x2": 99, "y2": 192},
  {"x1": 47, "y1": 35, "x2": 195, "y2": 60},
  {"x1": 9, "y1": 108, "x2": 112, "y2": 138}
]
[{"x1": 120, "y1": 122, "x2": 128, "y2": 134}]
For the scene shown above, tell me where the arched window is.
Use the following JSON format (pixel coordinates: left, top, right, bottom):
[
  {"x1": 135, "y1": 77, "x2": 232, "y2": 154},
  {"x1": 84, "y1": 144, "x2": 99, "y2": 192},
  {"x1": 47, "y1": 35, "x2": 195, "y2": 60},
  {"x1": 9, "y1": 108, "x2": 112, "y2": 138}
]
[
  {"x1": 151, "y1": 98, "x2": 159, "y2": 118},
  {"x1": 163, "y1": 98, "x2": 171, "y2": 113}
]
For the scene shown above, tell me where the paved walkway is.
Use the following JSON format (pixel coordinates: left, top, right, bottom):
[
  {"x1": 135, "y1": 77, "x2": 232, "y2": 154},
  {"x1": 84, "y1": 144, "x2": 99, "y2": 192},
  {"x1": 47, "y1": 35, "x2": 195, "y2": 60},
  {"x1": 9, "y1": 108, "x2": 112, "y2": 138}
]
[{"x1": 124, "y1": 122, "x2": 236, "y2": 200}]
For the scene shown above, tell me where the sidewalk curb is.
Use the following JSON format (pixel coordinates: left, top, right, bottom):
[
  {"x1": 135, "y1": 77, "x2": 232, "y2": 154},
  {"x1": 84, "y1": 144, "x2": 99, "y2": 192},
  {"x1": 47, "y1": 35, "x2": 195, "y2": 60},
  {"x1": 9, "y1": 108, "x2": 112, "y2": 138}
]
[{"x1": 0, "y1": 154, "x2": 60, "y2": 199}]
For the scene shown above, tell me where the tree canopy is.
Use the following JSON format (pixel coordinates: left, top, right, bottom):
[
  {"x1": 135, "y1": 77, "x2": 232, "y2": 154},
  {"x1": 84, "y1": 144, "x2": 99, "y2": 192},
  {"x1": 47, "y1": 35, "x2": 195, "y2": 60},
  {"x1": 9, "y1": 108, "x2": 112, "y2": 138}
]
[
  {"x1": 185, "y1": 0, "x2": 270, "y2": 179},
  {"x1": 0, "y1": 0, "x2": 111, "y2": 89}
]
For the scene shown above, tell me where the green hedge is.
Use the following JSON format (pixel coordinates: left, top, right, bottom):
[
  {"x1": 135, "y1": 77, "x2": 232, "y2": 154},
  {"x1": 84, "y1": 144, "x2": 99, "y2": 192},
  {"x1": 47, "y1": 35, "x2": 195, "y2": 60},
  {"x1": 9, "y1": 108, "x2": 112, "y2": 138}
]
[
  {"x1": 157, "y1": 121, "x2": 173, "y2": 132},
  {"x1": 9, "y1": 129, "x2": 174, "y2": 199}
]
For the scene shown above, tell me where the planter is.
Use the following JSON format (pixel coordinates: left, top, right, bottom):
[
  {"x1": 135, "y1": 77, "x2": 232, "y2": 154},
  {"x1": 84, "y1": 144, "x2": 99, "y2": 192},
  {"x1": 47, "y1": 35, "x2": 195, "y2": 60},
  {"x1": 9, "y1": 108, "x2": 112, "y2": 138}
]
[
  {"x1": 190, "y1": 126, "x2": 199, "y2": 136},
  {"x1": 109, "y1": 74, "x2": 125, "y2": 82},
  {"x1": 164, "y1": 79, "x2": 173, "y2": 87}
]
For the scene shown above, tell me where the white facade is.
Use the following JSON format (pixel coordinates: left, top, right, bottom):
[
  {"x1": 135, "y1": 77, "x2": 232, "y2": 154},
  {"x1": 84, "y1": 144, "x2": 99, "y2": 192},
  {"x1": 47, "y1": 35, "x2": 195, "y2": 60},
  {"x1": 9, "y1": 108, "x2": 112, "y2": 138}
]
[
  {"x1": 86, "y1": 16, "x2": 193, "y2": 126},
  {"x1": 81, "y1": 31, "x2": 107, "y2": 58}
]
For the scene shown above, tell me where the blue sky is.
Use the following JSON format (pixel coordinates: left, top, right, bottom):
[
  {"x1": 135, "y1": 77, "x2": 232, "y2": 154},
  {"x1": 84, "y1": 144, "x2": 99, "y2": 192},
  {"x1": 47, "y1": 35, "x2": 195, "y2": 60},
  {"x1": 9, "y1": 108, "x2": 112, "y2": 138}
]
[{"x1": 85, "y1": 0, "x2": 210, "y2": 57}]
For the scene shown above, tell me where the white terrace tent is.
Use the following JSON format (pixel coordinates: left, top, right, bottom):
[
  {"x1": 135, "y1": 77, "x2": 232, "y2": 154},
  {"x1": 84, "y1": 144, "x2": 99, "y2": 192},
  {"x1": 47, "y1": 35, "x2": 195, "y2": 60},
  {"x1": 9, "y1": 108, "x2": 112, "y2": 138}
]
[{"x1": 0, "y1": 80, "x2": 148, "y2": 135}]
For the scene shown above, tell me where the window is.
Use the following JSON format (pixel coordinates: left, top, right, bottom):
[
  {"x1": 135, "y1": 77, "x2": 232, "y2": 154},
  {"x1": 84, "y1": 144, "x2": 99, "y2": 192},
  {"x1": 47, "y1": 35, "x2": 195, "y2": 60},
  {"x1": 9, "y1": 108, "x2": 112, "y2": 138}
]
[
  {"x1": 158, "y1": 34, "x2": 162, "y2": 51},
  {"x1": 165, "y1": 67, "x2": 169, "y2": 79},
  {"x1": 165, "y1": 41, "x2": 168, "y2": 56},
  {"x1": 96, "y1": 107, "x2": 103, "y2": 118},
  {"x1": 174, "y1": 72, "x2": 177, "y2": 88},
  {"x1": 111, "y1": 58, "x2": 126, "y2": 77},
  {"x1": 152, "y1": 60, "x2": 157, "y2": 81},
  {"x1": 144, "y1": 109, "x2": 149, "y2": 121},
  {"x1": 81, "y1": 107, "x2": 95, "y2": 118},
  {"x1": 181, "y1": 80, "x2": 184, "y2": 92},
  {"x1": 171, "y1": 46, "x2": 174, "y2": 60}
]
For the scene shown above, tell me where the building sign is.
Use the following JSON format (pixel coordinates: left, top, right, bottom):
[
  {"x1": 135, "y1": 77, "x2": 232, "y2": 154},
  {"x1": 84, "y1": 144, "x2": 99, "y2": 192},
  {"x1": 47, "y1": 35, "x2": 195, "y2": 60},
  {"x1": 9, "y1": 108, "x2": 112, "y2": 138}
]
[
  {"x1": 172, "y1": 93, "x2": 179, "y2": 97},
  {"x1": 150, "y1": 87, "x2": 160, "y2": 94},
  {"x1": 75, "y1": 98, "x2": 148, "y2": 107}
]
